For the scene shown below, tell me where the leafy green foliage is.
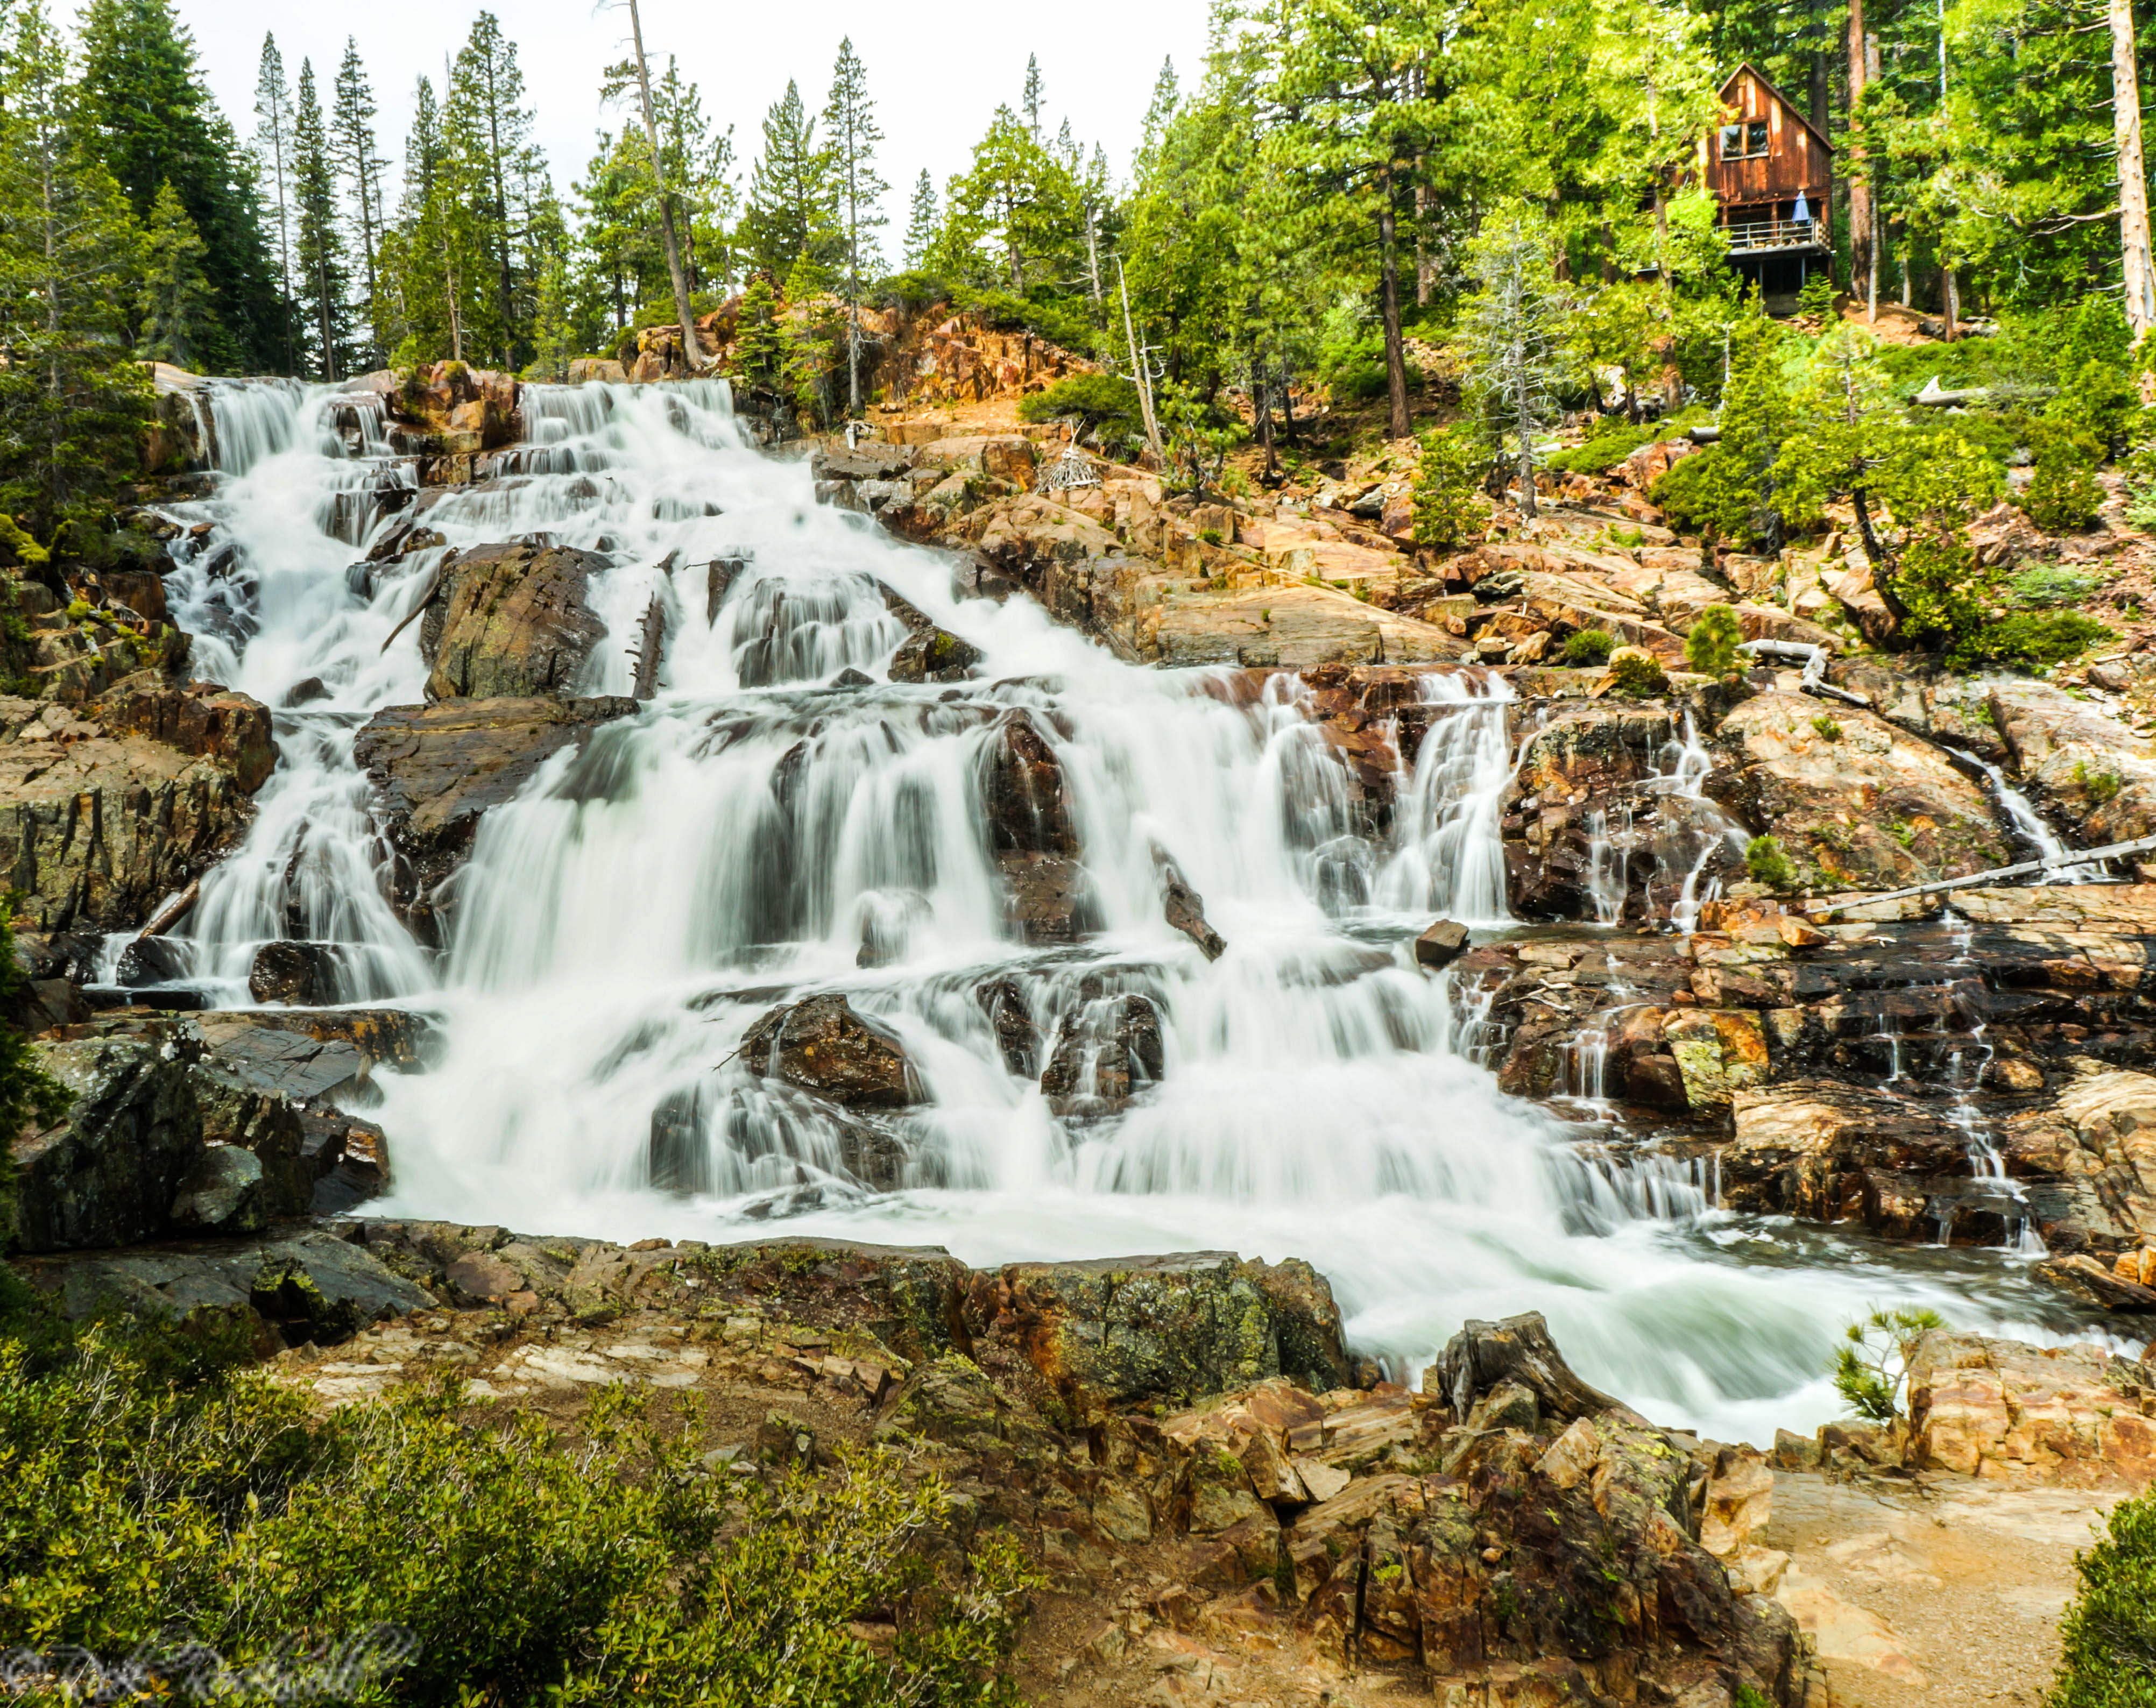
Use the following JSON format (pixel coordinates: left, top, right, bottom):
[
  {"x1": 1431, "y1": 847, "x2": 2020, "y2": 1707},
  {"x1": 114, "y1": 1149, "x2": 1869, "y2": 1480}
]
[
  {"x1": 2011, "y1": 565, "x2": 2100, "y2": 607},
  {"x1": 1832, "y1": 1307, "x2": 1947, "y2": 1422},
  {"x1": 1745, "y1": 835, "x2": 1795, "y2": 889},
  {"x1": 1561, "y1": 628, "x2": 1615, "y2": 667},
  {"x1": 1017, "y1": 373, "x2": 1141, "y2": 446},
  {"x1": 1979, "y1": 612, "x2": 2113, "y2": 669},
  {"x1": 2021, "y1": 417, "x2": 2105, "y2": 534},
  {"x1": 1547, "y1": 419, "x2": 1655, "y2": 477},
  {"x1": 0, "y1": 897, "x2": 71, "y2": 1248},
  {"x1": 1684, "y1": 604, "x2": 1743, "y2": 678},
  {"x1": 1412, "y1": 427, "x2": 1488, "y2": 550},
  {"x1": 1811, "y1": 714, "x2": 1843, "y2": 742},
  {"x1": 0, "y1": 1323, "x2": 1040, "y2": 1704},
  {"x1": 2053, "y1": 1486, "x2": 2156, "y2": 1708}
]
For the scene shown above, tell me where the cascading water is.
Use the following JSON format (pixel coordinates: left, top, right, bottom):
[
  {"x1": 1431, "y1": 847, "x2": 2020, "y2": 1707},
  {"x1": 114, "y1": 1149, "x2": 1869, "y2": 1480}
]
[{"x1": 146, "y1": 376, "x2": 2097, "y2": 1443}]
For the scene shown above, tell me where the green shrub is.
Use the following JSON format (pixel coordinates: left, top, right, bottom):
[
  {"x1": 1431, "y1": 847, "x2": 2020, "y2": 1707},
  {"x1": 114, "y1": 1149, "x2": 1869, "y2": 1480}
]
[
  {"x1": 1412, "y1": 427, "x2": 1489, "y2": 550},
  {"x1": 1606, "y1": 650, "x2": 1668, "y2": 697},
  {"x1": 1832, "y1": 1307, "x2": 1947, "y2": 1421},
  {"x1": 2011, "y1": 565, "x2": 2101, "y2": 607},
  {"x1": 2053, "y1": 1485, "x2": 2156, "y2": 1708},
  {"x1": 2021, "y1": 416, "x2": 2107, "y2": 533},
  {"x1": 1970, "y1": 612, "x2": 2114, "y2": 670},
  {"x1": 1745, "y1": 834, "x2": 1796, "y2": 889},
  {"x1": 1684, "y1": 603, "x2": 1744, "y2": 678},
  {"x1": 2074, "y1": 759, "x2": 2125, "y2": 805},
  {"x1": 880, "y1": 271, "x2": 953, "y2": 314},
  {"x1": 1810, "y1": 714, "x2": 1843, "y2": 742},
  {"x1": 0, "y1": 1326, "x2": 1040, "y2": 1703},
  {"x1": 1796, "y1": 272, "x2": 1837, "y2": 322},
  {"x1": 1323, "y1": 331, "x2": 1423, "y2": 402},
  {"x1": 1647, "y1": 446, "x2": 1719, "y2": 533},
  {"x1": 1018, "y1": 372, "x2": 1143, "y2": 447},
  {"x1": 1546, "y1": 419, "x2": 1655, "y2": 477},
  {"x1": 1561, "y1": 628, "x2": 1616, "y2": 667}
]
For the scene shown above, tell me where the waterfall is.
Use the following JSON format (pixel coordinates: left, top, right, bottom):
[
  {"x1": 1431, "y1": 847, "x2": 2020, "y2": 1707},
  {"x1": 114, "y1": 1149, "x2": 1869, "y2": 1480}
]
[{"x1": 137, "y1": 375, "x2": 2073, "y2": 1442}]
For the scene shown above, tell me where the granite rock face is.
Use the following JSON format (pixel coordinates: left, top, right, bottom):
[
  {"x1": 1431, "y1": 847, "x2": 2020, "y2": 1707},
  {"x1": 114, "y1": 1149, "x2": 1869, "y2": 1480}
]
[
  {"x1": 1903, "y1": 1330, "x2": 2156, "y2": 1485},
  {"x1": 0, "y1": 691, "x2": 272, "y2": 932}
]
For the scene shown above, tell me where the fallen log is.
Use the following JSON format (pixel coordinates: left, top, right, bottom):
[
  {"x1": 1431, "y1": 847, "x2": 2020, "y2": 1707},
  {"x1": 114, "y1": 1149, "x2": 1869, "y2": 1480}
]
[
  {"x1": 137, "y1": 878, "x2": 200, "y2": 939},
  {"x1": 1805, "y1": 831, "x2": 2156, "y2": 917},
  {"x1": 1911, "y1": 375, "x2": 1992, "y2": 408},
  {"x1": 378, "y1": 559, "x2": 449, "y2": 654},
  {"x1": 631, "y1": 596, "x2": 666, "y2": 699}
]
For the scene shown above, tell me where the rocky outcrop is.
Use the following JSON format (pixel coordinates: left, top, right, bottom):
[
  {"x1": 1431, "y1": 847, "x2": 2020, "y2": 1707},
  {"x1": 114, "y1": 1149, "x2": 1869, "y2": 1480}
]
[
  {"x1": 0, "y1": 692, "x2": 269, "y2": 932},
  {"x1": 1707, "y1": 692, "x2": 2009, "y2": 889},
  {"x1": 380, "y1": 362, "x2": 522, "y2": 484},
  {"x1": 1905, "y1": 1331, "x2": 2156, "y2": 1486},
  {"x1": 1988, "y1": 677, "x2": 2156, "y2": 845},
  {"x1": 1040, "y1": 993, "x2": 1164, "y2": 1114},
  {"x1": 421, "y1": 542, "x2": 610, "y2": 700},
  {"x1": 739, "y1": 993, "x2": 917, "y2": 1109},
  {"x1": 13, "y1": 1227, "x2": 433, "y2": 1349},
  {"x1": 352, "y1": 695, "x2": 639, "y2": 934},
  {"x1": 877, "y1": 583, "x2": 983, "y2": 683},
  {"x1": 8, "y1": 1010, "x2": 416, "y2": 1251},
  {"x1": 981, "y1": 708, "x2": 1078, "y2": 856}
]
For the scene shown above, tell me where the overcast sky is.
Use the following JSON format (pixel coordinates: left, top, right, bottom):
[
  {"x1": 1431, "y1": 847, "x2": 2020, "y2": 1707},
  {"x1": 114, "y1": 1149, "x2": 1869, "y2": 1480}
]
[{"x1": 185, "y1": 0, "x2": 1207, "y2": 249}]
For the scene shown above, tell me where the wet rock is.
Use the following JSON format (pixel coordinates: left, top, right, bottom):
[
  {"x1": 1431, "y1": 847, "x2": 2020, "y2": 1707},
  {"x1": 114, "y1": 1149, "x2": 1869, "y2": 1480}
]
[
  {"x1": 2035, "y1": 1253, "x2": 2156, "y2": 1312},
  {"x1": 1415, "y1": 918, "x2": 1470, "y2": 970},
  {"x1": 981, "y1": 708, "x2": 1077, "y2": 855},
  {"x1": 12, "y1": 1227, "x2": 434, "y2": 1347},
  {"x1": 421, "y1": 542, "x2": 610, "y2": 700},
  {"x1": 1159, "y1": 857, "x2": 1226, "y2": 960},
  {"x1": 1040, "y1": 994, "x2": 1163, "y2": 1113},
  {"x1": 248, "y1": 941, "x2": 340, "y2": 1005},
  {"x1": 0, "y1": 696, "x2": 261, "y2": 933},
  {"x1": 995, "y1": 852, "x2": 1100, "y2": 945},
  {"x1": 702, "y1": 556, "x2": 749, "y2": 623},
  {"x1": 1988, "y1": 678, "x2": 2156, "y2": 845},
  {"x1": 115, "y1": 933, "x2": 190, "y2": 988},
  {"x1": 353, "y1": 696, "x2": 638, "y2": 934},
  {"x1": 1905, "y1": 1329, "x2": 2156, "y2": 1483},
  {"x1": 739, "y1": 992, "x2": 916, "y2": 1109},
  {"x1": 284, "y1": 676, "x2": 330, "y2": 707},
  {"x1": 975, "y1": 976, "x2": 1040, "y2": 1075},
  {"x1": 1707, "y1": 691, "x2": 2009, "y2": 889},
  {"x1": 879, "y1": 583, "x2": 984, "y2": 683}
]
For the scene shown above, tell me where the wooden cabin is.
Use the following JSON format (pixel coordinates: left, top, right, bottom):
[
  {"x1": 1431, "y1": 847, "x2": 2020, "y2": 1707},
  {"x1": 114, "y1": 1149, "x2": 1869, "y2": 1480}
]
[{"x1": 1701, "y1": 65, "x2": 1833, "y2": 306}]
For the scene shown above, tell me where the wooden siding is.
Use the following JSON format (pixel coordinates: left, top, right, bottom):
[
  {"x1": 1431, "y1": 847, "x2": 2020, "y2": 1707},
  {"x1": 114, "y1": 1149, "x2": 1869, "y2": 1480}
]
[{"x1": 1702, "y1": 66, "x2": 1830, "y2": 210}]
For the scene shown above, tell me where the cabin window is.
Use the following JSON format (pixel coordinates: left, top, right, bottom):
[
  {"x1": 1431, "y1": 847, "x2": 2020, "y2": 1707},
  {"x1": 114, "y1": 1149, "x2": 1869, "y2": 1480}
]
[{"x1": 1719, "y1": 119, "x2": 1770, "y2": 161}]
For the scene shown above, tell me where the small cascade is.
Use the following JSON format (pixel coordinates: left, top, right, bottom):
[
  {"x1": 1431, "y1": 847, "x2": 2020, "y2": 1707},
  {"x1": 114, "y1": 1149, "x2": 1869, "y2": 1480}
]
[
  {"x1": 1953, "y1": 745, "x2": 2104, "y2": 883},
  {"x1": 1932, "y1": 908, "x2": 2045, "y2": 1253},
  {"x1": 1375, "y1": 672, "x2": 1516, "y2": 924}
]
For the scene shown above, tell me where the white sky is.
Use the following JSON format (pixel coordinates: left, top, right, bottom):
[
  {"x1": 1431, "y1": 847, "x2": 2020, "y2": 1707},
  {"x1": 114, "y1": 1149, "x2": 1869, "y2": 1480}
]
[{"x1": 183, "y1": 0, "x2": 1207, "y2": 250}]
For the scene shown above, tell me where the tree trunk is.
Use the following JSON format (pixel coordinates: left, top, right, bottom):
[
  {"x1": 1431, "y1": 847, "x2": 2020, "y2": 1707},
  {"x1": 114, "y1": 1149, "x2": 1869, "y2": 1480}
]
[
  {"x1": 1847, "y1": 0, "x2": 1875, "y2": 311},
  {"x1": 626, "y1": 0, "x2": 702, "y2": 371},
  {"x1": 2114, "y1": 0, "x2": 2156, "y2": 338},
  {"x1": 1118, "y1": 258, "x2": 1161, "y2": 455},
  {"x1": 1084, "y1": 205, "x2": 1102, "y2": 308},
  {"x1": 1252, "y1": 352, "x2": 1276, "y2": 479},
  {"x1": 1278, "y1": 358, "x2": 1296, "y2": 447},
  {"x1": 1376, "y1": 187, "x2": 1410, "y2": 441},
  {"x1": 1943, "y1": 265, "x2": 1959, "y2": 342}
]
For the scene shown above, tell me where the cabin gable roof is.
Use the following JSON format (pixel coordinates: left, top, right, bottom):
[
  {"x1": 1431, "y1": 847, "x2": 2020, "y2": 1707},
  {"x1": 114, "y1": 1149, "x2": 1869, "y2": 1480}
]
[{"x1": 1718, "y1": 63, "x2": 1834, "y2": 156}]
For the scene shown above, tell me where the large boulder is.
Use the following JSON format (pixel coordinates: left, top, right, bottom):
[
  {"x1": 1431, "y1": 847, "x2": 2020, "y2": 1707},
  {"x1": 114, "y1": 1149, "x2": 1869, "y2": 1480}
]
[
  {"x1": 986, "y1": 1252, "x2": 1351, "y2": 1408},
  {"x1": 1988, "y1": 678, "x2": 2156, "y2": 845},
  {"x1": 738, "y1": 993, "x2": 917, "y2": 1109},
  {"x1": 0, "y1": 694, "x2": 265, "y2": 932},
  {"x1": 421, "y1": 542, "x2": 610, "y2": 700},
  {"x1": 981, "y1": 708, "x2": 1078, "y2": 856},
  {"x1": 1707, "y1": 691, "x2": 2009, "y2": 889},
  {"x1": 353, "y1": 695, "x2": 638, "y2": 935},
  {"x1": 8, "y1": 1010, "x2": 426, "y2": 1251}
]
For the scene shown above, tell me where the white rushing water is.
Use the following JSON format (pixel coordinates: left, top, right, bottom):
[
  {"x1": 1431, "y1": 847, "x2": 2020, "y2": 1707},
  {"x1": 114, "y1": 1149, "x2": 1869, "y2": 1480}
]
[{"x1": 138, "y1": 378, "x2": 2098, "y2": 1443}]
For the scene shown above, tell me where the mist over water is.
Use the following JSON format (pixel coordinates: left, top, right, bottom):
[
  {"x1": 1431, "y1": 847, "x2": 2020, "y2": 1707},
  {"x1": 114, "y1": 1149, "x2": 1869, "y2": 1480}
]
[{"x1": 145, "y1": 377, "x2": 2098, "y2": 1442}]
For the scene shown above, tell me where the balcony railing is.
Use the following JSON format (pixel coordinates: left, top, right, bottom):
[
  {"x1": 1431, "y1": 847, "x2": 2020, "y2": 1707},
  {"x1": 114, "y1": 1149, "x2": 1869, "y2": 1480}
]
[{"x1": 1723, "y1": 216, "x2": 1828, "y2": 254}]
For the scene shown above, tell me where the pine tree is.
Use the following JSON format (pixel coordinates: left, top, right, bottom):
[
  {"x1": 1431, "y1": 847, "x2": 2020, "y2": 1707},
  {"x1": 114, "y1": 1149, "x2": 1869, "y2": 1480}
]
[
  {"x1": 1137, "y1": 58, "x2": 1179, "y2": 173},
  {"x1": 76, "y1": 0, "x2": 282, "y2": 372},
  {"x1": 904, "y1": 170, "x2": 938, "y2": 269},
  {"x1": 139, "y1": 179, "x2": 214, "y2": 368},
  {"x1": 823, "y1": 38, "x2": 888, "y2": 414},
  {"x1": 330, "y1": 39, "x2": 388, "y2": 367},
  {"x1": 1023, "y1": 54, "x2": 1047, "y2": 140},
  {"x1": 292, "y1": 59, "x2": 352, "y2": 381},
  {"x1": 743, "y1": 81, "x2": 834, "y2": 281},
  {"x1": 944, "y1": 104, "x2": 1081, "y2": 296},
  {"x1": 251, "y1": 34, "x2": 296, "y2": 372},
  {"x1": 731, "y1": 273, "x2": 786, "y2": 386},
  {"x1": 443, "y1": 11, "x2": 543, "y2": 368},
  {"x1": 0, "y1": 1, "x2": 150, "y2": 538}
]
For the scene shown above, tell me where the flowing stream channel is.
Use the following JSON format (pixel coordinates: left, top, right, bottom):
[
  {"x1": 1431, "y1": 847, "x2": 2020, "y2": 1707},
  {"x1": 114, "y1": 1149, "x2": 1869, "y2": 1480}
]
[{"x1": 136, "y1": 378, "x2": 2102, "y2": 1442}]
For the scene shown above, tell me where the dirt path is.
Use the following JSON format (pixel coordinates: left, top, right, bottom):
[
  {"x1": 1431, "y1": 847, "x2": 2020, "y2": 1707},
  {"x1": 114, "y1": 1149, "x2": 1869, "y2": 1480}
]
[{"x1": 1765, "y1": 1472, "x2": 2118, "y2": 1706}]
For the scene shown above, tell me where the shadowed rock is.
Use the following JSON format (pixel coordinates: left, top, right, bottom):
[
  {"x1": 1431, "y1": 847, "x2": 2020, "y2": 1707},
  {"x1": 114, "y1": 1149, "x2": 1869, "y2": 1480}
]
[
  {"x1": 739, "y1": 992, "x2": 917, "y2": 1109},
  {"x1": 421, "y1": 542, "x2": 610, "y2": 700}
]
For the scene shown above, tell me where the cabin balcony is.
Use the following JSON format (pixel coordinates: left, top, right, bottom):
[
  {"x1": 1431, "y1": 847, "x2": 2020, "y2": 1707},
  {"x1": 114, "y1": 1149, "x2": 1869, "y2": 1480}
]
[{"x1": 1723, "y1": 215, "x2": 1829, "y2": 256}]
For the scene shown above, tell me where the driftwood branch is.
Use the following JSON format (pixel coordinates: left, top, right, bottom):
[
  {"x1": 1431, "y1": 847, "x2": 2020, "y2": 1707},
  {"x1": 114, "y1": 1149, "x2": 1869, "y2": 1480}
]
[
  {"x1": 631, "y1": 596, "x2": 666, "y2": 699},
  {"x1": 379, "y1": 561, "x2": 450, "y2": 655},
  {"x1": 1806, "y1": 831, "x2": 2156, "y2": 916},
  {"x1": 138, "y1": 878, "x2": 200, "y2": 939}
]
